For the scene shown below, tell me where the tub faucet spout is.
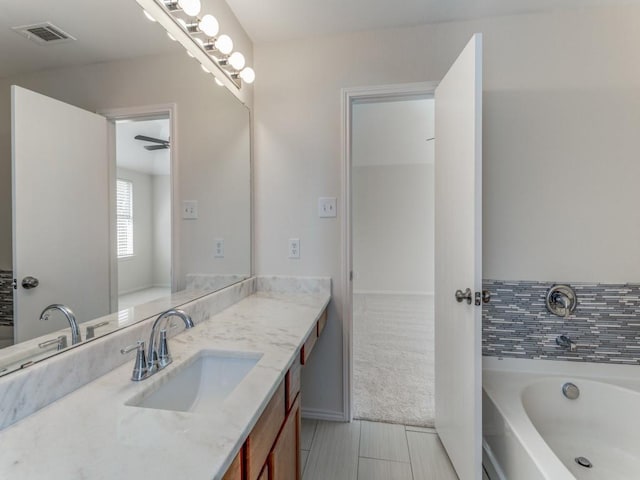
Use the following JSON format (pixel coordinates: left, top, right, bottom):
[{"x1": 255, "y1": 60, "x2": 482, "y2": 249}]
[{"x1": 556, "y1": 334, "x2": 577, "y2": 352}]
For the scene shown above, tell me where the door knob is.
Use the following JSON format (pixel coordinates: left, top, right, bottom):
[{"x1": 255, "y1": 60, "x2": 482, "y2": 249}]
[
  {"x1": 455, "y1": 288, "x2": 472, "y2": 305},
  {"x1": 21, "y1": 276, "x2": 39, "y2": 289}
]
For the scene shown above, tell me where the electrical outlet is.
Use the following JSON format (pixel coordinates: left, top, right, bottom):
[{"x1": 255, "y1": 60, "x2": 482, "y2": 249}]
[
  {"x1": 182, "y1": 200, "x2": 198, "y2": 219},
  {"x1": 288, "y1": 238, "x2": 300, "y2": 259},
  {"x1": 214, "y1": 238, "x2": 224, "y2": 258},
  {"x1": 318, "y1": 197, "x2": 337, "y2": 217}
]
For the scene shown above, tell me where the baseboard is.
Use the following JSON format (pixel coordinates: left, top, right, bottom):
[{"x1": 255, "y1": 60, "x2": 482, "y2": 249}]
[
  {"x1": 301, "y1": 407, "x2": 347, "y2": 422},
  {"x1": 353, "y1": 290, "x2": 434, "y2": 296}
]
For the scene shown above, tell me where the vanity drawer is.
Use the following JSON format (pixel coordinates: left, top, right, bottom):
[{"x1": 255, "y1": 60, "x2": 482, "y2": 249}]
[
  {"x1": 300, "y1": 329, "x2": 317, "y2": 365},
  {"x1": 316, "y1": 309, "x2": 327, "y2": 337},
  {"x1": 285, "y1": 356, "x2": 301, "y2": 413},
  {"x1": 222, "y1": 450, "x2": 242, "y2": 480},
  {"x1": 301, "y1": 308, "x2": 327, "y2": 365},
  {"x1": 246, "y1": 381, "x2": 286, "y2": 480}
]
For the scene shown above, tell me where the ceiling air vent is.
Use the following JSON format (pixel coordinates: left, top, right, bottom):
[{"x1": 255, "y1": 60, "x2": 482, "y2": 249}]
[{"x1": 12, "y1": 22, "x2": 76, "y2": 45}]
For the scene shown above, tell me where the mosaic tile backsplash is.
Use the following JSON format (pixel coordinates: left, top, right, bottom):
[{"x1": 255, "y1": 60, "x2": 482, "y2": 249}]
[
  {"x1": 0, "y1": 271, "x2": 13, "y2": 326},
  {"x1": 482, "y1": 279, "x2": 640, "y2": 364}
]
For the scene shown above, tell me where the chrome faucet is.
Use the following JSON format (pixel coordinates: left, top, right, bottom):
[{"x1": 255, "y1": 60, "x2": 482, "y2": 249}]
[
  {"x1": 39, "y1": 304, "x2": 81, "y2": 345},
  {"x1": 147, "y1": 309, "x2": 194, "y2": 372},
  {"x1": 121, "y1": 308, "x2": 194, "y2": 381},
  {"x1": 556, "y1": 334, "x2": 577, "y2": 352}
]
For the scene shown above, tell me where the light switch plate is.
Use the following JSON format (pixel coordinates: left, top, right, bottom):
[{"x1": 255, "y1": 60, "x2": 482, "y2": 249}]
[
  {"x1": 288, "y1": 238, "x2": 300, "y2": 259},
  {"x1": 318, "y1": 197, "x2": 337, "y2": 217},
  {"x1": 214, "y1": 238, "x2": 224, "y2": 258},
  {"x1": 182, "y1": 200, "x2": 198, "y2": 219}
]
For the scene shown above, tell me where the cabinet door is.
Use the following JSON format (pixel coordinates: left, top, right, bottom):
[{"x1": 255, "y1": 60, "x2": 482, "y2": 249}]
[
  {"x1": 247, "y1": 382, "x2": 286, "y2": 480},
  {"x1": 269, "y1": 395, "x2": 300, "y2": 480},
  {"x1": 257, "y1": 465, "x2": 269, "y2": 480}
]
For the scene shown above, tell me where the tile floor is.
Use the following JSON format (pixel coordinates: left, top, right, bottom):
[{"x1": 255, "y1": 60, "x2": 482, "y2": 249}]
[{"x1": 301, "y1": 419, "x2": 460, "y2": 480}]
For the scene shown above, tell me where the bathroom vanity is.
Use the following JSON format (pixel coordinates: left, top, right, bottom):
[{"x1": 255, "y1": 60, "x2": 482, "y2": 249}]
[{"x1": 0, "y1": 277, "x2": 330, "y2": 479}]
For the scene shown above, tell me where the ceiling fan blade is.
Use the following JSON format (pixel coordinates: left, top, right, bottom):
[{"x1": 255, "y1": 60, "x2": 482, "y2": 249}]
[
  {"x1": 144, "y1": 145, "x2": 169, "y2": 151},
  {"x1": 135, "y1": 134, "x2": 169, "y2": 145}
]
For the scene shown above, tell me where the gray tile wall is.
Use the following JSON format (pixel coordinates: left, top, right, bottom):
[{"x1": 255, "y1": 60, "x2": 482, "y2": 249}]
[
  {"x1": 482, "y1": 279, "x2": 640, "y2": 364},
  {"x1": 0, "y1": 271, "x2": 12, "y2": 326}
]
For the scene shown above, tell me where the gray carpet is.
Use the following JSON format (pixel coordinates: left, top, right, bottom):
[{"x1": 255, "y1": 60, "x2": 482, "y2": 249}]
[{"x1": 353, "y1": 293, "x2": 435, "y2": 427}]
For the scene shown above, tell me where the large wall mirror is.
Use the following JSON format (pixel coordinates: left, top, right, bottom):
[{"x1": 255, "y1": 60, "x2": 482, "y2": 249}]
[{"x1": 0, "y1": 0, "x2": 251, "y2": 374}]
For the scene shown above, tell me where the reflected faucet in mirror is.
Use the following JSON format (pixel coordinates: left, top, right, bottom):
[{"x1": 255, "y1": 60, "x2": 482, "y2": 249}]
[{"x1": 39, "y1": 305, "x2": 81, "y2": 345}]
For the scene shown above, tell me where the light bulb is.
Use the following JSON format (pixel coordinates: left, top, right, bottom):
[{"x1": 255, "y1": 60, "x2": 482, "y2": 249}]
[
  {"x1": 198, "y1": 14, "x2": 219, "y2": 37},
  {"x1": 214, "y1": 34, "x2": 233, "y2": 55},
  {"x1": 201, "y1": 64, "x2": 210, "y2": 74},
  {"x1": 228, "y1": 52, "x2": 246, "y2": 70},
  {"x1": 178, "y1": 0, "x2": 201, "y2": 16},
  {"x1": 214, "y1": 78, "x2": 224, "y2": 87},
  {"x1": 239, "y1": 67, "x2": 255, "y2": 84},
  {"x1": 167, "y1": 31, "x2": 176, "y2": 41},
  {"x1": 143, "y1": 10, "x2": 156, "y2": 22}
]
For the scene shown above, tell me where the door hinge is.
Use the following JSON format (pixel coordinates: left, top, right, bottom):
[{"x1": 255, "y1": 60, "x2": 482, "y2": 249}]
[
  {"x1": 475, "y1": 291, "x2": 481, "y2": 306},
  {"x1": 12, "y1": 278, "x2": 17, "y2": 290}
]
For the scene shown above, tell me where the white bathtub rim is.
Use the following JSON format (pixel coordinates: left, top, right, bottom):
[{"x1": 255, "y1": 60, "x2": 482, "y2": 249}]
[
  {"x1": 483, "y1": 373, "x2": 574, "y2": 479},
  {"x1": 483, "y1": 357, "x2": 640, "y2": 480},
  {"x1": 482, "y1": 438, "x2": 508, "y2": 480}
]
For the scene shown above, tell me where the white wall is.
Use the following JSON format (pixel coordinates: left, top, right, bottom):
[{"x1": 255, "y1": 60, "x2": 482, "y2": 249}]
[
  {"x1": 117, "y1": 168, "x2": 154, "y2": 295},
  {"x1": 254, "y1": 6, "x2": 640, "y2": 416},
  {"x1": 0, "y1": 51, "x2": 251, "y2": 290},
  {"x1": 352, "y1": 99, "x2": 434, "y2": 294}
]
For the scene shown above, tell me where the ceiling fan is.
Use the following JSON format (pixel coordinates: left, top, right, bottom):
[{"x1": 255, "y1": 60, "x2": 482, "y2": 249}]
[{"x1": 134, "y1": 134, "x2": 170, "y2": 151}]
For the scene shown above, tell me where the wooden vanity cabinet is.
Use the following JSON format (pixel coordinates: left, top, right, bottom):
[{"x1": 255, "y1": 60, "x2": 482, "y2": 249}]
[
  {"x1": 221, "y1": 307, "x2": 326, "y2": 480},
  {"x1": 246, "y1": 382, "x2": 286, "y2": 480},
  {"x1": 269, "y1": 395, "x2": 300, "y2": 480},
  {"x1": 257, "y1": 466, "x2": 269, "y2": 480},
  {"x1": 222, "y1": 451, "x2": 243, "y2": 480},
  {"x1": 301, "y1": 310, "x2": 327, "y2": 365}
]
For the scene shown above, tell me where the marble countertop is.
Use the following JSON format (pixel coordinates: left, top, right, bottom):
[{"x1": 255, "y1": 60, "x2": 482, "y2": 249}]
[{"x1": 0, "y1": 291, "x2": 330, "y2": 479}]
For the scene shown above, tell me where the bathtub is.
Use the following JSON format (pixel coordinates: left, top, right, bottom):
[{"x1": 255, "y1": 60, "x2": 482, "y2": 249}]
[{"x1": 483, "y1": 357, "x2": 640, "y2": 480}]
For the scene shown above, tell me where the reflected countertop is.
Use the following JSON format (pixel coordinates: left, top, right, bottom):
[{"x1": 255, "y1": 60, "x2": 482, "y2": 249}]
[{"x1": 0, "y1": 289, "x2": 330, "y2": 479}]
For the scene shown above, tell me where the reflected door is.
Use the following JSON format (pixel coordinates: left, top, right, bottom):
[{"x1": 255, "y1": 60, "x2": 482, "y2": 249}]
[
  {"x1": 12, "y1": 85, "x2": 111, "y2": 342},
  {"x1": 434, "y1": 34, "x2": 483, "y2": 480}
]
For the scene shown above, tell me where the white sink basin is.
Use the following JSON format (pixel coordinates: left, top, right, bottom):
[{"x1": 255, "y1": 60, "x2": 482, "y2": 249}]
[{"x1": 126, "y1": 350, "x2": 262, "y2": 413}]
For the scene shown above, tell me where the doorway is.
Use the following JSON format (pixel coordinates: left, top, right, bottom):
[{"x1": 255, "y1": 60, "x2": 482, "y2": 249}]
[
  {"x1": 113, "y1": 116, "x2": 172, "y2": 309},
  {"x1": 349, "y1": 92, "x2": 436, "y2": 427}
]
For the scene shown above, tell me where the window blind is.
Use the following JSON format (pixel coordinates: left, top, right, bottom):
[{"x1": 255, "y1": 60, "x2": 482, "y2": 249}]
[{"x1": 116, "y1": 179, "x2": 133, "y2": 258}]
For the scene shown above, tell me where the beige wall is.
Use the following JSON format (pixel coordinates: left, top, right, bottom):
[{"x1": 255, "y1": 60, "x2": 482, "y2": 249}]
[
  {"x1": 254, "y1": 6, "x2": 640, "y2": 416},
  {"x1": 352, "y1": 98, "x2": 435, "y2": 294}
]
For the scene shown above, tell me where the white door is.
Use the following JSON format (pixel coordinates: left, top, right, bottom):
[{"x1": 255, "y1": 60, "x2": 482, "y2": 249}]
[
  {"x1": 434, "y1": 34, "x2": 483, "y2": 480},
  {"x1": 12, "y1": 86, "x2": 111, "y2": 342}
]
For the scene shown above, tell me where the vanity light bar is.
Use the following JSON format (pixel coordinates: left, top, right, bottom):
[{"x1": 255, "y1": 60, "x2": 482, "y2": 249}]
[{"x1": 139, "y1": 0, "x2": 255, "y2": 89}]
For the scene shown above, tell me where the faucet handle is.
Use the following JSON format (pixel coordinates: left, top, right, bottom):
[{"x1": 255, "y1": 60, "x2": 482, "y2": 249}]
[
  {"x1": 121, "y1": 340, "x2": 148, "y2": 381},
  {"x1": 38, "y1": 335, "x2": 68, "y2": 351},
  {"x1": 157, "y1": 330, "x2": 172, "y2": 368}
]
